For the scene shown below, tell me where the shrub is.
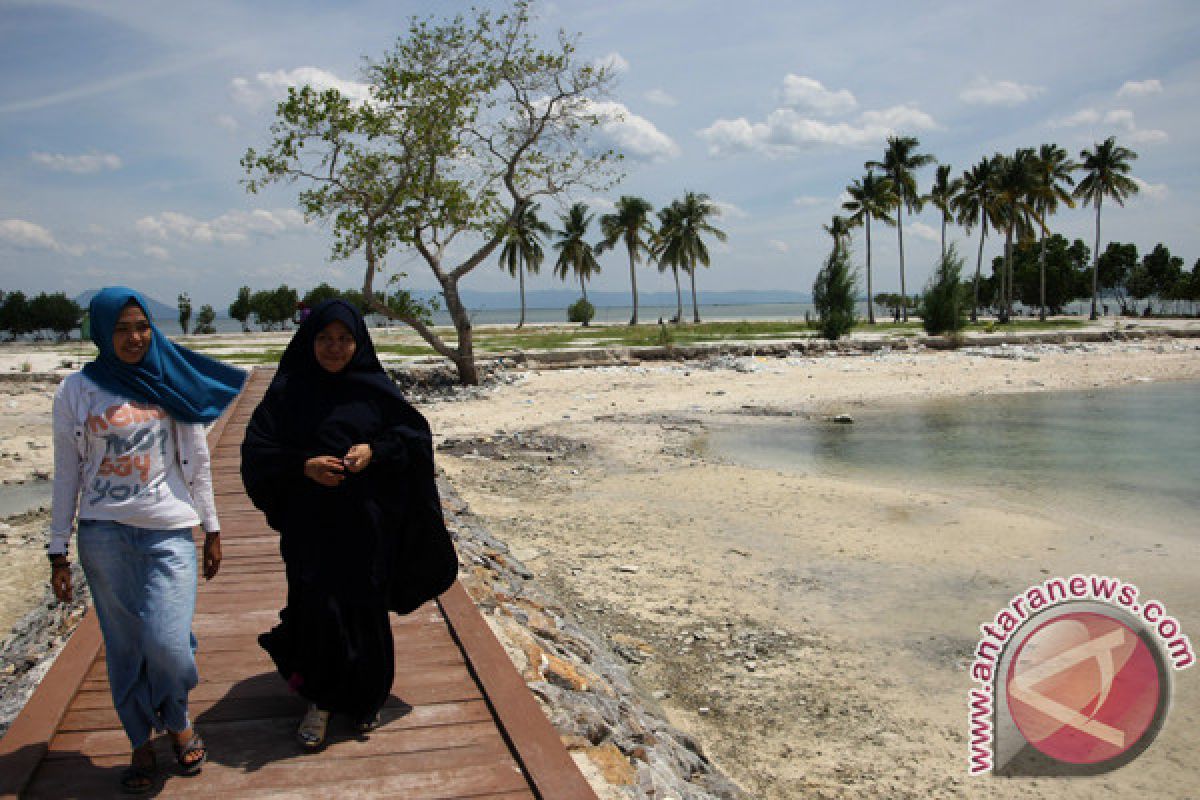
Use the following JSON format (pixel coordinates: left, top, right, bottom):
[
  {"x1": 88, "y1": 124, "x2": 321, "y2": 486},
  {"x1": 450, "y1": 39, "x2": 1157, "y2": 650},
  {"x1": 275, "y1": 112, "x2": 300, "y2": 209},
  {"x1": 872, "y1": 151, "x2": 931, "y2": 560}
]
[
  {"x1": 567, "y1": 298, "x2": 594, "y2": 326},
  {"x1": 812, "y1": 247, "x2": 858, "y2": 340},
  {"x1": 919, "y1": 246, "x2": 969, "y2": 336}
]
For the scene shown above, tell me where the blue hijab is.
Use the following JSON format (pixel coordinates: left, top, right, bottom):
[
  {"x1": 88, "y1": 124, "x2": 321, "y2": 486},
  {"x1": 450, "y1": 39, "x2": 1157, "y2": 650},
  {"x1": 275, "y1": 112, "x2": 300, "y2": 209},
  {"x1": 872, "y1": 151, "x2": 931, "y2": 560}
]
[{"x1": 82, "y1": 287, "x2": 246, "y2": 424}]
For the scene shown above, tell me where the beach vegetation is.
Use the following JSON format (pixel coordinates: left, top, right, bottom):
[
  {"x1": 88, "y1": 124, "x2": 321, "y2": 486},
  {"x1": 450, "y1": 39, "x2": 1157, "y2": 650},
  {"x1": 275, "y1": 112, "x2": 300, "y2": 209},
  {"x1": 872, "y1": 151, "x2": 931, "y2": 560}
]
[
  {"x1": 927, "y1": 164, "x2": 963, "y2": 262},
  {"x1": 867, "y1": 135, "x2": 936, "y2": 322},
  {"x1": 499, "y1": 203, "x2": 552, "y2": 329},
  {"x1": 822, "y1": 215, "x2": 853, "y2": 259},
  {"x1": 653, "y1": 203, "x2": 687, "y2": 323},
  {"x1": 674, "y1": 192, "x2": 727, "y2": 324},
  {"x1": 192, "y1": 304, "x2": 217, "y2": 334},
  {"x1": 28, "y1": 292, "x2": 84, "y2": 339},
  {"x1": 812, "y1": 247, "x2": 858, "y2": 340},
  {"x1": 177, "y1": 293, "x2": 192, "y2": 335},
  {"x1": 1075, "y1": 137, "x2": 1139, "y2": 319},
  {"x1": 552, "y1": 203, "x2": 602, "y2": 322},
  {"x1": 229, "y1": 286, "x2": 253, "y2": 332},
  {"x1": 567, "y1": 298, "x2": 595, "y2": 326},
  {"x1": 990, "y1": 235, "x2": 1090, "y2": 315},
  {"x1": 597, "y1": 196, "x2": 656, "y2": 325},
  {"x1": 842, "y1": 171, "x2": 897, "y2": 324},
  {"x1": 302, "y1": 283, "x2": 345, "y2": 308},
  {"x1": 992, "y1": 148, "x2": 1041, "y2": 324},
  {"x1": 954, "y1": 155, "x2": 1002, "y2": 322},
  {"x1": 242, "y1": 1, "x2": 620, "y2": 385},
  {"x1": 920, "y1": 246, "x2": 969, "y2": 336},
  {"x1": 1029, "y1": 144, "x2": 1078, "y2": 320}
]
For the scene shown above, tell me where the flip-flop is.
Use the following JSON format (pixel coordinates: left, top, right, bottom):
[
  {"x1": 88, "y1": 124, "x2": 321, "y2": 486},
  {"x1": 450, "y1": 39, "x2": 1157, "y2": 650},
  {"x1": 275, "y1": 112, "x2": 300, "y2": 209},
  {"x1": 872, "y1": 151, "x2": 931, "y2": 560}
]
[
  {"x1": 172, "y1": 732, "x2": 207, "y2": 776},
  {"x1": 297, "y1": 706, "x2": 330, "y2": 750},
  {"x1": 355, "y1": 710, "x2": 383, "y2": 733}
]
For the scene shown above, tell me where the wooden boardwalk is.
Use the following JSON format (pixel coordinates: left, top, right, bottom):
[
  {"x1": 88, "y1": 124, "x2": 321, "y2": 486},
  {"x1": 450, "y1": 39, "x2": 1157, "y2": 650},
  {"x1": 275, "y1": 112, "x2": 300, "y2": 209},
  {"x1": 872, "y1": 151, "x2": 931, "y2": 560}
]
[{"x1": 0, "y1": 369, "x2": 596, "y2": 799}]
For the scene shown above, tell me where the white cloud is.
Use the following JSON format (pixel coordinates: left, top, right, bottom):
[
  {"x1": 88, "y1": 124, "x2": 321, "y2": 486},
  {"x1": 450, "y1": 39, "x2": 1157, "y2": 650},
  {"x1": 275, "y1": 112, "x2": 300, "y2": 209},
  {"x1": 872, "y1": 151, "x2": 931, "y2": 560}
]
[
  {"x1": 779, "y1": 75, "x2": 857, "y2": 116},
  {"x1": 1103, "y1": 109, "x2": 1168, "y2": 144},
  {"x1": 594, "y1": 52, "x2": 630, "y2": 74},
  {"x1": 143, "y1": 244, "x2": 170, "y2": 260},
  {"x1": 214, "y1": 114, "x2": 238, "y2": 132},
  {"x1": 231, "y1": 67, "x2": 372, "y2": 108},
  {"x1": 0, "y1": 219, "x2": 82, "y2": 255},
  {"x1": 585, "y1": 100, "x2": 680, "y2": 162},
  {"x1": 711, "y1": 200, "x2": 748, "y2": 219},
  {"x1": 959, "y1": 77, "x2": 1044, "y2": 107},
  {"x1": 909, "y1": 222, "x2": 939, "y2": 242},
  {"x1": 1132, "y1": 178, "x2": 1168, "y2": 201},
  {"x1": 1127, "y1": 128, "x2": 1168, "y2": 145},
  {"x1": 136, "y1": 208, "x2": 309, "y2": 245},
  {"x1": 1117, "y1": 79, "x2": 1163, "y2": 97},
  {"x1": 643, "y1": 88, "x2": 678, "y2": 107},
  {"x1": 30, "y1": 151, "x2": 122, "y2": 173},
  {"x1": 1051, "y1": 108, "x2": 1101, "y2": 127},
  {"x1": 792, "y1": 195, "x2": 826, "y2": 207},
  {"x1": 700, "y1": 103, "x2": 936, "y2": 157},
  {"x1": 768, "y1": 239, "x2": 789, "y2": 253},
  {"x1": 1104, "y1": 109, "x2": 1135, "y2": 128}
]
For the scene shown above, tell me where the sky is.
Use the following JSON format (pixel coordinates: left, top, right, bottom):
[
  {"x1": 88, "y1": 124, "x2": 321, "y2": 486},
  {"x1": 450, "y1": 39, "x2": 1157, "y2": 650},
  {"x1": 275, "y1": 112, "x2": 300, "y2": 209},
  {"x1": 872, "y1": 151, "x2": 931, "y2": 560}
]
[{"x1": 1, "y1": 0, "x2": 1197, "y2": 310}]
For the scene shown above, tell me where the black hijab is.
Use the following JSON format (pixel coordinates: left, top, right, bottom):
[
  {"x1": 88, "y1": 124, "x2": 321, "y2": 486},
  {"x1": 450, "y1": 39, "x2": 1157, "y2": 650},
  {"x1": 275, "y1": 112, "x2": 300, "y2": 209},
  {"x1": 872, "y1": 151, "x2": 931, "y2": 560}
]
[{"x1": 241, "y1": 299, "x2": 457, "y2": 614}]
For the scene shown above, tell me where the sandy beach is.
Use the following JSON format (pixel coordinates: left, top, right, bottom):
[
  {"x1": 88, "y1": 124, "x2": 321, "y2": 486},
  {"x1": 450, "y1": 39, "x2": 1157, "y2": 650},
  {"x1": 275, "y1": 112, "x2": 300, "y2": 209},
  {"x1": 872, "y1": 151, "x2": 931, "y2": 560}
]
[{"x1": 2, "y1": 333, "x2": 1199, "y2": 797}]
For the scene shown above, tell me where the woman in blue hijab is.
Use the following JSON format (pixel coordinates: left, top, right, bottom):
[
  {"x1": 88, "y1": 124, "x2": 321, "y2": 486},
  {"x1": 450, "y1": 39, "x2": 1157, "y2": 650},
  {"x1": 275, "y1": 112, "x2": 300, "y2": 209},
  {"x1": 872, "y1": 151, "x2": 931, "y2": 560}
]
[{"x1": 49, "y1": 287, "x2": 245, "y2": 793}]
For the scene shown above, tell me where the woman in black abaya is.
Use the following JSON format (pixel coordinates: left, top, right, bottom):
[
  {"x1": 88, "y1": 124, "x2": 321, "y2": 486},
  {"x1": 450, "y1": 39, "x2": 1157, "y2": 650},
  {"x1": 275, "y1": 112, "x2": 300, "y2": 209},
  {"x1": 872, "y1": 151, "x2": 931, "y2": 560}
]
[{"x1": 240, "y1": 300, "x2": 457, "y2": 749}]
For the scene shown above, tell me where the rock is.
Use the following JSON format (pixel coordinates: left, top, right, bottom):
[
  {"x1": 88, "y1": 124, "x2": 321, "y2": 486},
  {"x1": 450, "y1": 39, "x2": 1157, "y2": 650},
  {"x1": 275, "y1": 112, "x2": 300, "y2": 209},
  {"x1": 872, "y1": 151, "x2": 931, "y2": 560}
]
[
  {"x1": 616, "y1": 564, "x2": 640, "y2": 574},
  {"x1": 831, "y1": 414, "x2": 854, "y2": 424},
  {"x1": 583, "y1": 742, "x2": 637, "y2": 785}
]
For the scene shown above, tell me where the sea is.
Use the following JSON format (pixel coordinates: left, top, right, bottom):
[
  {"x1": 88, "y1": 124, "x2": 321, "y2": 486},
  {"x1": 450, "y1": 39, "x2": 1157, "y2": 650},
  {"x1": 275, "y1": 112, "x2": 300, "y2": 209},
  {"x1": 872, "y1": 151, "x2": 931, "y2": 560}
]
[{"x1": 706, "y1": 380, "x2": 1200, "y2": 537}]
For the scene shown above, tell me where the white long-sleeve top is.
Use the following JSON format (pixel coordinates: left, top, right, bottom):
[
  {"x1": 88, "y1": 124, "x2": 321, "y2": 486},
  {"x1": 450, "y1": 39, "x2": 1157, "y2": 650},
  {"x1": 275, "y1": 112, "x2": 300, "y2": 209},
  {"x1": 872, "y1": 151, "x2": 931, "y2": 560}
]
[{"x1": 50, "y1": 372, "x2": 220, "y2": 555}]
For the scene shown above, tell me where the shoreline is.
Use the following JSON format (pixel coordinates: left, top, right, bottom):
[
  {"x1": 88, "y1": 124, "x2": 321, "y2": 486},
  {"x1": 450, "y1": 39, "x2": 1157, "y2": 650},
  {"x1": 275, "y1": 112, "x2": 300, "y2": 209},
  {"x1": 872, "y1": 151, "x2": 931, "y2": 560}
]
[{"x1": 2, "y1": 337, "x2": 1198, "y2": 796}]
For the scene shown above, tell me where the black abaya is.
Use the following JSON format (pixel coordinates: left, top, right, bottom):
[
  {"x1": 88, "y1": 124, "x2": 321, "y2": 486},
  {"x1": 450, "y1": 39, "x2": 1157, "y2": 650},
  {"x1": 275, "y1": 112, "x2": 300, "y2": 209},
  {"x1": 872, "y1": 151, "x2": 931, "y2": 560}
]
[{"x1": 240, "y1": 300, "x2": 457, "y2": 717}]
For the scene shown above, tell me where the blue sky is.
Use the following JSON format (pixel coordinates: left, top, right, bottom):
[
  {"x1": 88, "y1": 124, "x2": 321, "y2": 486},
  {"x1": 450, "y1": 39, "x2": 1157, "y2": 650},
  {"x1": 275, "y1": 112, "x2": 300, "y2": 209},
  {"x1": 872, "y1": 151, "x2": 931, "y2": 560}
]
[{"x1": 1, "y1": 0, "x2": 1197, "y2": 309}]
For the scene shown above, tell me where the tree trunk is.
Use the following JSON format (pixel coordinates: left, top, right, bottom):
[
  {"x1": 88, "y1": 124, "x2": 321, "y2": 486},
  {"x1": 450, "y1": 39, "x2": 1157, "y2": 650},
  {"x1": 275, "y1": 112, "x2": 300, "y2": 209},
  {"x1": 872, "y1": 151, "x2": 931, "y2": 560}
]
[
  {"x1": 1000, "y1": 222, "x2": 1012, "y2": 324},
  {"x1": 1039, "y1": 234, "x2": 1047, "y2": 321},
  {"x1": 689, "y1": 263, "x2": 701, "y2": 324},
  {"x1": 897, "y1": 207, "x2": 907, "y2": 321},
  {"x1": 1090, "y1": 199, "x2": 1102, "y2": 320},
  {"x1": 517, "y1": 261, "x2": 526, "y2": 329},
  {"x1": 941, "y1": 216, "x2": 947, "y2": 263},
  {"x1": 972, "y1": 213, "x2": 987, "y2": 323},
  {"x1": 579, "y1": 273, "x2": 589, "y2": 326},
  {"x1": 866, "y1": 214, "x2": 875, "y2": 324},
  {"x1": 627, "y1": 241, "x2": 639, "y2": 325},
  {"x1": 442, "y1": 281, "x2": 479, "y2": 385},
  {"x1": 673, "y1": 266, "x2": 683, "y2": 323}
]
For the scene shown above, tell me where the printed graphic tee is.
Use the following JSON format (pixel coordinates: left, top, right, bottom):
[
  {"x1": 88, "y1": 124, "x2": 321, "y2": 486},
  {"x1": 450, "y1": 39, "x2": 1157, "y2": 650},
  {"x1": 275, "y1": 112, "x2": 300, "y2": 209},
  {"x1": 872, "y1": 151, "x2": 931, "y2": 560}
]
[{"x1": 77, "y1": 386, "x2": 201, "y2": 531}]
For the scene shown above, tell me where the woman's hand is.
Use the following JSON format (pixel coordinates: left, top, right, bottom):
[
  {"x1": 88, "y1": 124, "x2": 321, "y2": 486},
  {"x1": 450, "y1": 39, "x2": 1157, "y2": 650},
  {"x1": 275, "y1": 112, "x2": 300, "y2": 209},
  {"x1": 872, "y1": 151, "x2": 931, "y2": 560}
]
[
  {"x1": 203, "y1": 532, "x2": 222, "y2": 580},
  {"x1": 50, "y1": 558, "x2": 72, "y2": 603},
  {"x1": 304, "y1": 455, "x2": 346, "y2": 486},
  {"x1": 343, "y1": 444, "x2": 372, "y2": 473}
]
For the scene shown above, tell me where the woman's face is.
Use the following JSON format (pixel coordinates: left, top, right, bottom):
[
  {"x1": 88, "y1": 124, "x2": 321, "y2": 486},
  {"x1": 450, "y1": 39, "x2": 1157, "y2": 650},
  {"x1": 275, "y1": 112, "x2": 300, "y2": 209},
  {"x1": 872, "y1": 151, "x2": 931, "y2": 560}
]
[
  {"x1": 314, "y1": 320, "x2": 357, "y2": 373},
  {"x1": 112, "y1": 304, "x2": 152, "y2": 365}
]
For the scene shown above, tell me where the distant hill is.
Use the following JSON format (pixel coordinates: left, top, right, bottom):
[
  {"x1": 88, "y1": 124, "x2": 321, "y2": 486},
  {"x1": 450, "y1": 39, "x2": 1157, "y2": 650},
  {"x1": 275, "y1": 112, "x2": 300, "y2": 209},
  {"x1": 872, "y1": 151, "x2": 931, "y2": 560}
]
[{"x1": 74, "y1": 290, "x2": 179, "y2": 324}]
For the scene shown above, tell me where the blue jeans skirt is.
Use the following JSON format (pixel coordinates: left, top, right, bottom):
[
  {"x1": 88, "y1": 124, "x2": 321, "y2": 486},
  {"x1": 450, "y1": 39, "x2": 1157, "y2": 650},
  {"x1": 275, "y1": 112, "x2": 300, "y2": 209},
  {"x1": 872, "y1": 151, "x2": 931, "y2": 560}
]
[{"x1": 77, "y1": 519, "x2": 199, "y2": 748}]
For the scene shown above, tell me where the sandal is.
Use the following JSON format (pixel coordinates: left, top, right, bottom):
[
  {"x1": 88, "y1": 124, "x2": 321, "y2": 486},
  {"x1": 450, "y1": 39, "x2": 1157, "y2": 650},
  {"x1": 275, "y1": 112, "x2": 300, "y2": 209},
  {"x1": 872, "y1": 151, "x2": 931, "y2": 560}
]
[
  {"x1": 297, "y1": 705, "x2": 330, "y2": 750},
  {"x1": 355, "y1": 710, "x2": 383, "y2": 733},
  {"x1": 171, "y1": 731, "x2": 207, "y2": 776},
  {"x1": 120, "y1": 745, "x2": 156, "y2": 794}
]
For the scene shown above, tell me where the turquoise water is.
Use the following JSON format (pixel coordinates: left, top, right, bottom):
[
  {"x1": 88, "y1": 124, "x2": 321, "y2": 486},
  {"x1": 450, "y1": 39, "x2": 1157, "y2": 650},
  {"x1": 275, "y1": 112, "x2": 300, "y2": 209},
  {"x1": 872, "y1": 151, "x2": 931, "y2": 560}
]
[{"x1": 708, "y1": 381, "x2": 1200, "y2": 533}]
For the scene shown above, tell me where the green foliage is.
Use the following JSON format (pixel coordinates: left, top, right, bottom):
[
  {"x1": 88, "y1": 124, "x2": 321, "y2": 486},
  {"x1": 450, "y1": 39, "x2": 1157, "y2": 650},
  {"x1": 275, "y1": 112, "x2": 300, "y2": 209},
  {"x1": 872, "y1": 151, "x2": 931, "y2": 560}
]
[
  {"x1": 553, "y1": 203, "x2": 601, "y2": 296},
  {"x1": 812, "y1": 247, "x2": 858, "y2": 340},
  {"x1": 303, "y1": 283, "x2": 345, "y2": 308},
  {"x1": 249, "y1": 285, "x2": 299, "y2": 330},
  {"x1": 988, "y1": 235, "x2": 1090, "y2": 313},
  {"x1": 29, "y1": 292, "x2": 83, "y2": 337},
  {"x1": 177, "y1": 293, "x2": 192, "y2": 335},
  {"x1": 920, "y1": 246, "x2": 969, "y2": 335},
  {"x1": 229, "y1": 286, "x2": 253, "y2": 331},
  {"x1": 192, "y1": 304, "x2": 217, "y2": 334},
  {"x1": 567, "y1": 297, "x2": 595, "y2": 325}
]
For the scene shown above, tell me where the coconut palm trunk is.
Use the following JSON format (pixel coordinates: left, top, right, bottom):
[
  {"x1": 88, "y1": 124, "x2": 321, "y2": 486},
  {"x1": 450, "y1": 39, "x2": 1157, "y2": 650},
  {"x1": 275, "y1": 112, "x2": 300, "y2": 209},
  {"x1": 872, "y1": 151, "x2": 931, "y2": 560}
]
[
  {"x1": 626, "y1": 241, "x2": 639, "y2": 325},
  {"x1": 972, "y1": 215, "x2": 987, "y2": 322},
  {"x1": 1039, "y1": 235, "x2": 1048, "y2": 321},
  {"x1": 517, "y1": 261, "x2": 526, "y2": 328},
  {"x1": 689, "y1": 261, "x2": 701, "y2": 323},
  {"x1": 941, "y1": 217, "x2": 947, "y2": 263},
  {"x1": 897, "y1": 211, "x2": 907, "y2": 321},
  {"x1": 1001, "y1": 222, "x2": 1013, "y2": 323},
  {"x1": 865, "y1": 215, "x2": 875, "y2": 324},
  {"x1": 1090, "y1": 198, "x2": 1102, "y2": 319},
  {"x1": 672, "y1": 266, "x2": 683, "y2": 323}
]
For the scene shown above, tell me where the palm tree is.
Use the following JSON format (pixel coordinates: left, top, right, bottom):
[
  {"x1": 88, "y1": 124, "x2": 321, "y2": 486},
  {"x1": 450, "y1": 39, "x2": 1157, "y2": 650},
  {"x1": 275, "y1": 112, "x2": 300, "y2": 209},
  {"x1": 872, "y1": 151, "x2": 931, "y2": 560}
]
[
  {"x1": 992, "y1": 149, "x2": 1041, "y2": 323},
  {"x1": 927, "y1": 164, "x2": 962, "y2": 262},
  {"x1": 823, "y1": 214, "x2": 853, "y2": 258},
  {"x1": 1074, "y1": 137, "x2": 1140, "y2": 319},
  {"x1": 498, "y1": 202, "x2": 552, "y2": 328},
  {"x1": 867, "y1": 135, "x2": 936, "y2": 321},
  {"x1": 842, "y1": 171, "x2": 897, "y2": 324},
  {"x1": 653, "y1": 204, "x2": 687, "y2": 323},
  {"x1": 597, "y1": 196, "x2": 655, "y2": 325},
  {"x1": 673, "y1": 191, "x2": 727, "y2": 323},
  {"x1": 552, "y1": 203, "x2": 601, "y2": 322},
  {"x1": 1029, "y1": 144, "x2": 1077, "y2": 320},
  {"x1": 953, "y1": 155, "x2": 1001, "y2": 322}
]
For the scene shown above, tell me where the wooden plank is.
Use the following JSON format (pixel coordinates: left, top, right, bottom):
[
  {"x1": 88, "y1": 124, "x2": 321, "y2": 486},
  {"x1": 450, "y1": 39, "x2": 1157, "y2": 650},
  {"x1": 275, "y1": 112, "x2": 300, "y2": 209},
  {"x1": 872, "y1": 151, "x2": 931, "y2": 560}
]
[{"x1": 439, "y1": 582, "x2": 599, "y2": 800}]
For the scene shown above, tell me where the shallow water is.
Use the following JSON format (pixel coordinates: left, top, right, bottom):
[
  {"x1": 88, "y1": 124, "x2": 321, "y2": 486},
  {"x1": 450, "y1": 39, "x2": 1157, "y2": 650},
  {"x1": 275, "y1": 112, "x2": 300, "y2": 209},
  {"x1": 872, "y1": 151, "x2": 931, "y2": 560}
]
[
  {"x1": 0, "y1": 482, "x2": 52, "y2": 518},
  {"x1": 708, "y1": 380, "x2": 1200, "y2": 537}
]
